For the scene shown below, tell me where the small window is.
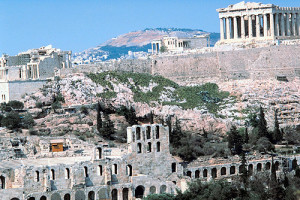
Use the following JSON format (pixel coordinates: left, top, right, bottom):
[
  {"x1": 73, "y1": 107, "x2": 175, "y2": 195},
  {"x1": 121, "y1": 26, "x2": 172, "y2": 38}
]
[
  {"x1": 51, "y1": 169, "x2": 55, "y2": 180},
  {"x1": 126, "y1": 165, "x2": 132, "y2": 176},
  {"x1": 136, "y1": 127, "x2": 141, "y2": 140},
  {"x1": 157, "y1": 142, "x2": 160, "y2": 152},
  {"x1": 156, "y1": 126, "x2": 160, "y2": 139},
  {"x1": 146, "y1": 126, "x2": 151, "y2": 139},
  {"x1": 137, "y1": 143, "x2": 142, "y2": 154},
  {"x1": 98, "y1": 165, "x2": 103, "y2": 176},
  {"x1": 171, "y1": 163, "x2": 176, "y2": 173},
  {"x1": 147, "y1": 142, "x2": 152, "y2": 153},
  {"x1": 113, "y1": 164, "x2": 118, "y2": 174},
  {"x1": 35, "y1": 171, "x2": 40, "y2": 182},
  {"x1": 97, "y1": 147, "x2": 102, "y2": 159},
  {"x1": 65, "y1": 168, "x2": 70, "y2": 179},
  {"x1": 84, "y1": 166, "x2": 88, "y2": 177}
]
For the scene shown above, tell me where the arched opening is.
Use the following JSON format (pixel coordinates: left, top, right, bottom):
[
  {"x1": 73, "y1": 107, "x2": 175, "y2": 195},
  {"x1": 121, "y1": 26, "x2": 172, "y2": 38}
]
[
  {"x1": 150, "y1": 186, "x2": 156, "y2": 194},
  {"x1": 146, "y1": 126, "x2": 151, "y2": 139},
  {"x1": 75, "y1": 190, "x2": 85, "y2": 200},
  {"x1": 123, "y1": 188, "x2": 129, "y2": 200},
  {"x1": 195, "y1": 170, "x2": 200, "y2": 178},
  {"x1": 265, "y1": 162, "x2": 271, "y2": 170},
  {"x1": 0, "y1": 176, "x2": 5, "y2": 189},
  {"x1": 28, "y1": 198, "x2": 35, "y2": 200},
  {"x1": 132, "y1": 131, "x2": 135, "y2": 142},
  {"x1": 239, "y1": 165, "x2": 244, "y2": 174},
  {"x1": 257, "y1": 163, "x2": 262, "y2": 172},
  {"x1": 111, "y1": 189, "x2": 118, "y2": 200},
  {"x1": 40, "y1": 196, "x2": 46, "y2": 200},
  {"x1": 63, "y1": 194, "x2": 70, "y2": 200},
  {"x1": 113, "y1": 164, "x2": 118, "y2": 174},
  {"x1": 171, "y1": 163, "x2": 176, "y2": 173},
  {"x1": 147, "y1": 142, "x2": 152, "y2": 152},
  {"x1": 211, "y1": 168, "x2": 217, "y2": 178},
  {"x1": 137, "y1": 143, "x2": 142, "y2": 153},
  {"x1": 126, "y1": 165, "x2": 132, "y2": 176},
  {"x1": 65, "y1": 168, "x2": 70, "y2": 179},
  {"x1": 160, "y1": 185, "x2": 167, "y2": 194},
  {"x1": 221, "y1": 167, "x2": 226, "y2": 176},
  {"x1": 156, "y1": 126, "x2": 160, "y2": 139},
  {"x1": 157, "y1": 142, "x2": 160, "y2": 152},
  {"x1": 98, "y1": 165, "x2": 103, "y2": 176},
  {"x1": 35, "y1": 171, "x2": 40, "y2": 182},
  {"x1": 248, "y1": 164, "x2": 253, "y2": 175},
  {"x1": 51, "y1": 169, "x2": 55, "y2": 180},
  {"x1": 97, "y1": 147, "x2": 102, "y2": 159},
  {"x1": 88, "y1": 191, "x2": 95, "y2": 200},
  {"x1": 292, "y1": 158, "x2": 298, "y2": 170},
  {"x1": 98, "y1": 188, "x2": 109, "y2": 200},
  {"x1": 230, "y1": 166, "x2": 236, "y2": 175},
  {"x1": 51, "y1": 193, "x2": 61, "y2": 200},
  {"x1": 11, "y1": 198, "x2": 20, "y2": 200},
  {"x1": 135, "y1": 185, "x2": 145, "y2": 198},
  {"x1": 187, "y1": 171, "x2": 192, "y2": 178},
  {"x1": 203, "y1": 169, "x2": 208, "y2": 177},
  {"x1": 84, "y1": 166, "x2": 89, "y2": 177},
  {"x1": 136, "y1": 127, "x2": 141, "y2": 140},
  {"x1": 275, "y1": 161, "x2": 280, "y2": 171}
]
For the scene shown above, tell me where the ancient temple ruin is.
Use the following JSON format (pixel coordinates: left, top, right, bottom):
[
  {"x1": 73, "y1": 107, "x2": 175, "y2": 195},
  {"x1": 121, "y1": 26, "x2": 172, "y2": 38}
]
[{"x1": 217, "y1": 1, "x2": 300, "y2": 43}]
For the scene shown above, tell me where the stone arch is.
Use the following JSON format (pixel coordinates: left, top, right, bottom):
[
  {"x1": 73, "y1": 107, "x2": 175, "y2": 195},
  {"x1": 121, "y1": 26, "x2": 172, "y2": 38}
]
[
  {"x1": 137, "y1": 143, "x2": 142, "y2": 153},
  {"x1": 98, "y1": 188, "x2": 109, "y2": 199},
  {"x1": 248, "y1": 164, "x2": 253, "y2": 175},
  {"x1": 292, "y1": 158, "x2": 298, "y2": 170},
  {"x1": 40, "y1": 196, "x2": 47, "y2": 200},
  {"x1": 230, "y1": 166, "x2": 235, "y2": 175},
  {"x1": 156, "y1": 142, "x2": 160, "y2": 152},
  {"x1": 88, "y1": 191, "x2": 95, "y2": 200},
  {"x1": 211, "y1": 168, "x2": 217, "y2": 178},
  {"x1": 97, "y1": 147, "x2": 102, "y2": 159},
  {"x1": 136, "y1": 127, "x2": 141, "y2": 140},
  {"x1": 28, "y1": 198, "x2": 35, "y2": 200},
  {"x1": 63, "y1": 194, "x2": 71, "y2": 200},
  {"x1": 111, "y1": 189, "x2": 118, "y2": 200},
  {"x1": 257, "y1": 163, "x2": 262, "y2": 172},
  {"x1": 51, "y1": 193, "x2": 61, "y2": 200},
  {"x1": 147, "y1": 142, "x2": 152, "y2": 152},
  {"x1": 160, "y1": 185, "x2": 167, "y2": 194},
  {"x1": 186, "y1": 171, "x2": 192, "y2": 178},
  {"x1": 0, "y1": 176, "x2": 5, "y2": 189},
  {"x1": 265, "y1": 162, "x2": 271, "y2": 170},
  {"x1": 156, "y1": 126, "x2": 160, "y2": 139},
  {"x1": 126, "y1": 165, "x2": 132, "y2": 176},
  {"x1": 123, "y1": 188, "x2": 129, "y2": 200},
  {"x1": 75, "y1": 190, "x2": 85, "y2": 200},
  {"x1": 150, "y1": 186, "x2": 156, "y2": 194},
  {"x1": 221, "y1": 167, "x2": 226, "y2": 176},
  {"x1": 275, "y1": 161, "x2": 280, "y2": 171},
  {"x1": 195, "y1": 170, "x2": 200, "y2": 178},
  {"x1": 65, "y1": 168, "x2": 70, "y2": 179},
  {"x1": 11, "y1": 198, "x2": 20, "y2": 200},
  {"x1": 135, "y1": 185, "x2": 145, "y2": 198},
  {"x1": 203, "y1": 169, "x2": 208, "y2": 177},
  {"x1": 146, "y1": 126, "x2": 151, "y2": 139}
]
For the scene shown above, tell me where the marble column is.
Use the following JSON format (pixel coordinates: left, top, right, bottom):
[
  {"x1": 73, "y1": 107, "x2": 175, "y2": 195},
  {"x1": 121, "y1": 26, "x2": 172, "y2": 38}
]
[
  {"x1": 281, "y1": 13, "x2": 285, "y2": 36},
  {"x1": 270, "y1": 13, "x2": 275, "y2": 37},
  {"x1": 275, "y1": 13, "x2": 279, "y2": 36},
  {"x1": 297, "y1": 13, "x2": 300, "y2": 36},
  {"x1": 234, "y1": 17, "x2": 238, "y2": 39},
  {"x1": 286, "y1": 13, "x2": 290, "y2": 36},
  {"x1": 292, "y1": 13, "x2": 296, "y2": 36},
  {"x1": 220, "y1": 18, "x2": 224, "y2": 40},
  {"x1": 231, "y1": 17, "x2": 234, "y2": 39},
  {"x1": 241, "y1": 16, "x2": 245, "y2": 38},
  {"x1": 226, "y1": 17, "x2": 230, "y2": 39},
  {"x1": 264, "y1": 14, "x2": 268, "y2": 37},
  {"x1": 249, "y1": 15, "x2": 253, "y2": 38},
  {"x1": 256, "y1": 15, "x2": 260, "y2": 37}
]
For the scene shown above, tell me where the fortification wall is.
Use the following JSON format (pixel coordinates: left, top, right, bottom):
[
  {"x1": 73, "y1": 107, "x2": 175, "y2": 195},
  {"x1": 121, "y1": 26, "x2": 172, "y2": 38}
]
[{"x1": 8, "y1": 80, "x2": 47, "y2": 101}]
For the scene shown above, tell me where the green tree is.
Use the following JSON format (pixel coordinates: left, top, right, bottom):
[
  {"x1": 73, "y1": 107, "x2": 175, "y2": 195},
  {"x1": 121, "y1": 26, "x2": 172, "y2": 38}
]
[
  {"x1": 240, "y1": 151, "x2": 249, "y2": 189},
  {"x1": 170, "y1": 118, "x2": 184, "y2": 149},
  {"x1": 21, "y1": 113, "x2": 35, "y2": 129},
  {"x1": 7, "y1": 100, "x2": 24, "y2": 110},
  {"x1": 149, "y1": 111, "x2": 154, "y2": 124},
  {"x1": 127, "y1": 106, "x2": 138, "y2": 126},
  {"x1": 244, "y1": 127, "x2": 249, "y2": 144},
  {"x1": 144, "y1": 193, "x2": 174, "y2": 200},
  {"x1": 96, "y1": 102, "x2": 102, "y2": 133},
  {"x1": 257, "y1": 106, "x2": 271, "y2": 140},
  {"x1": 1, "y1": 112, "x2": 21, "y2": 129},
  {"x1": 273, "y1": 109, "x2": 282, "y2": 143},
  {"x1": 99, "y1": 113, "x2": 115, "y2": 139},
  {"x1": 227, "y1": 125, "x2": 244, "y2": 155}
]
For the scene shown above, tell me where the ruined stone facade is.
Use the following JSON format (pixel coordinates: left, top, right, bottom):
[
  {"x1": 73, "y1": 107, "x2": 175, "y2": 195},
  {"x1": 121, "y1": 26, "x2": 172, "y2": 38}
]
[
  {"x1": 0, "y1": 124, "x2": 298, "y2": 200},
  {"x1": 0, "y1": 45, "x2": 72, "y2": 103},
  {"x1": 217, "y1": 2, "x2": 300, "y2": 44}
]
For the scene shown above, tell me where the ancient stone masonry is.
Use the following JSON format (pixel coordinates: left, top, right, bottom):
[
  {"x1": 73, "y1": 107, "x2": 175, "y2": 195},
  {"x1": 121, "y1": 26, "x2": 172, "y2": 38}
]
[
  {"x1": 0, "y1": 124, "x2": 299, "y2": 200},
  {"x1": 0, "y1": 45, "x2": 72, "y2": 103},
  {"x1": 217, "y1": 2, "x2": 300, "y2": 43}
]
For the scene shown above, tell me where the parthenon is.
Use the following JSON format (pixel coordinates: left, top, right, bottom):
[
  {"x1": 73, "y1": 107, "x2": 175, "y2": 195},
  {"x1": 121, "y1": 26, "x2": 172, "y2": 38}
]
[{"x1": 217, "y1": 2, "x2": 300, "y2": 43}]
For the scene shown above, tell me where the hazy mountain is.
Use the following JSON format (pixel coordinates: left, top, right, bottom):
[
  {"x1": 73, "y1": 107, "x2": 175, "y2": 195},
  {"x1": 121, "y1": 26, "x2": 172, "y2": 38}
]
[{"x1": 73, "y1": 28, "x2": 220, "y2": 63}]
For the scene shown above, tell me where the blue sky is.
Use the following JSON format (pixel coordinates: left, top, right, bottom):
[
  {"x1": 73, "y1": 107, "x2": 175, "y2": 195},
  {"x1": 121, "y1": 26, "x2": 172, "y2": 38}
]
[{"x1": 1, "y1": 0, "x2": 299, "y2": 55}]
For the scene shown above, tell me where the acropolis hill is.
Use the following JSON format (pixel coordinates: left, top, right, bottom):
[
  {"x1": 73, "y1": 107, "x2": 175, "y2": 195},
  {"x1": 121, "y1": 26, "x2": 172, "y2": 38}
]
[{"x1": 0, "y1": 1, "x2": 300, "y2": 200}]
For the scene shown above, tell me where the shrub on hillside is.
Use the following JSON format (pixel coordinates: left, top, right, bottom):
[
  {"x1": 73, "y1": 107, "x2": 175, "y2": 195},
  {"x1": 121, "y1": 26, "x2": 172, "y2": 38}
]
[{"x1": 1, "y1": 112, "x2": 21, "y2": 129}]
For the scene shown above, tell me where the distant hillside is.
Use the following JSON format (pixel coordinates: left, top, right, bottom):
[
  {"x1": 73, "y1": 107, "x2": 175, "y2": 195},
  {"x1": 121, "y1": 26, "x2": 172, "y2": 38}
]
[{"x1": 73, "y1": 28, "x2": 220, "y2": 64}]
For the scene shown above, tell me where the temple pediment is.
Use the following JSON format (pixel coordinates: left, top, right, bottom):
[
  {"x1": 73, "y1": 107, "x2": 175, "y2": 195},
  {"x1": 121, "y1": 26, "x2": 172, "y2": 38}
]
[{"x1": 217, "y1": 1, "x2": 275, "y2": 12}]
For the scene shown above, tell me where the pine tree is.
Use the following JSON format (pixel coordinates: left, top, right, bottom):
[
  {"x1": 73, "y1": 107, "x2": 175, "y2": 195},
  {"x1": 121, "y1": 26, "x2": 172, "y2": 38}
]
[
  {"x1": 227, "y1": 125, "x2": 244, "y2": 155},
  {"x1": 273, "y1": 109, "x2": 282, "y2": 143},
  {"x1": 240, "y1": 151, "x2": 248, "y2": 189},
  {"x1": 257, "y1": 106, "x2": 271, "y2": 140},
  {"x1": 100, "y1": 113, "x2": 115, "y2": 139},
  {"x1": 244, "y1": 127, "x2": 249, "y2": 144},
  {"x1": 202, "y1": 128, "x2": 208, "y2": 139},
  {"x1": 170, "y1": 118, "x2": 184, "y2": 148},
  {"x1": 149, "y1": 111, "x2": 154, "y2": 124},
  {"x1": 96, "y1": 102, "x2": 102, "y2": 133}
]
